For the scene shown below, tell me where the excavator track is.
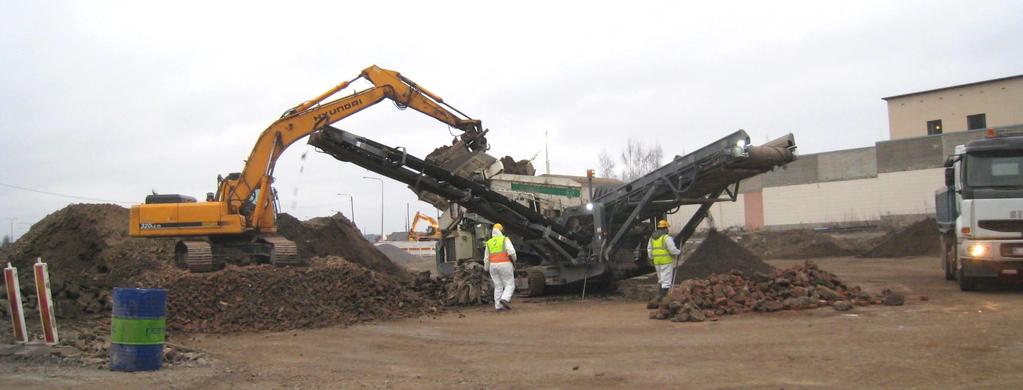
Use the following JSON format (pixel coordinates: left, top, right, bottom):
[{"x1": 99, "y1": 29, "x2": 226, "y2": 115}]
[
  {"x1": 176, "y1": 241, "x2": 217, "y2": 273},
  {"x1": 261, "y1": 236, "x2": 305, "y2": 267}
]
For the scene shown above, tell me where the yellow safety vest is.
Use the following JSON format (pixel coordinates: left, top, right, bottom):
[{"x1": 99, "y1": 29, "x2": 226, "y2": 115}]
[
  {"x1": 650, "y1": 234, "x2": 674, "y2": 265},
  {"x1": 487, "y1": 236, "x2": 511, "y2": 263}
]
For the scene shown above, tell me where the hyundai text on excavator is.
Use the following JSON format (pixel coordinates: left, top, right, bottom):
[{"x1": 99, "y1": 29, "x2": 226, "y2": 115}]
[{"x1": 129, "y1": 65, "x2": 489, "y2": 272}]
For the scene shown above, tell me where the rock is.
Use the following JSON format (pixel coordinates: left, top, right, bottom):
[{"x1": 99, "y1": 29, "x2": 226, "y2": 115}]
[
  {"x1": 816, "y1": 286, "x2": 839, "y2": 300},
  {"x1": 833, "y1": 301, "x2": 853, "y2": 311},
  {"x1": 919, "y1": 295, "x2": 929, "y2": 301},
  {"x1": 883, "y1": 293, "x2": 905, "y2": 306},
  {"x1": 689, "y1": 309, "x2": 707, "y2": 322}
]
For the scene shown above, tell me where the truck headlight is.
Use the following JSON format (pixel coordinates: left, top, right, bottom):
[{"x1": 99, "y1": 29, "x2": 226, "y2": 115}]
[
  {"x1": 967, "y1": 242, "x2": 990, "y2": 258},
  {"x1": 585, "y1": 202, "x2": 594, "y2": 211}
]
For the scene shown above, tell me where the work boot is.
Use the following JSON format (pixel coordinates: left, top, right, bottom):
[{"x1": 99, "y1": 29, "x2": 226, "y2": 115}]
[
  {"x1": 658, "y1": 287, "x2": 669, "y2": 300},
  {"x1": 500, "y1": 299, "x2": 512, "y2": 310}
]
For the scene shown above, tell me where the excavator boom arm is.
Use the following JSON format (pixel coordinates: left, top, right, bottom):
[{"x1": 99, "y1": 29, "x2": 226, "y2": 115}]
[{"x1": 223, "y1": 65, "x2": 488, "y2": 229}]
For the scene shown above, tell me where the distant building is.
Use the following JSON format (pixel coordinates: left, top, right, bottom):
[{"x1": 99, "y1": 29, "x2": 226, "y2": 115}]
[
  {"x1": 884, "y1": 74, "x2": 1023, "y2": 140},
  {"x1": 668, "y1": 73, "x2": 1023, "y2": 231}
]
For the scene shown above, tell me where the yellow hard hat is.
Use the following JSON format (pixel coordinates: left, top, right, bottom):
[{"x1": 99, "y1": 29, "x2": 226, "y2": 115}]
[
  {"x1": 494, "y1": 223, "x2": 504, "y2": 231},
  {"x1": 657, "y1": 220, "x2": 670, "y2": 228}
]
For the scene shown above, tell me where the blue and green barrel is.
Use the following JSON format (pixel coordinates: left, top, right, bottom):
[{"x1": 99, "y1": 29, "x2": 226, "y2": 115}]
[{"x1": 109, "y1": 287, "x2": 167, "y2": 371}]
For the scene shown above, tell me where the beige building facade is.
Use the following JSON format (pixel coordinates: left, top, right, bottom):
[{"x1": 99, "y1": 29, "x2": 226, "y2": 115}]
[
  {"x1": 885, "y1": 75, "x2": 1023, "y2": 140},
  {"x1": 667, "y1": 128, "x2": 1019, "y2": 232}
]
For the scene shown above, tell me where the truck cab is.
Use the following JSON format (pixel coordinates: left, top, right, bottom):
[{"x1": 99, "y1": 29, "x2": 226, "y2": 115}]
[{"x1": 937, "y1": 132, "x2": 1023, "y2": 291}]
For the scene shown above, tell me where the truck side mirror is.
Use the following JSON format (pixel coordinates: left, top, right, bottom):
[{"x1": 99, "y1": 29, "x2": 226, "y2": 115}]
[{"x1": 944, "y1": 167, "x2": 955, "y2": 187}]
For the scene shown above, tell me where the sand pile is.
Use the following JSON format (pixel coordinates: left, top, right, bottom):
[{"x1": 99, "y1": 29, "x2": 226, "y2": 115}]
[
  {"x1": 650, "y1": 261, "x2": 903, "y2": 322},
  {"x1": 676, "y1": 230, "x2": 775, "y2": 280},
  {"x1": 860, "y1": 218, "x2": 941, "y2": 258}
]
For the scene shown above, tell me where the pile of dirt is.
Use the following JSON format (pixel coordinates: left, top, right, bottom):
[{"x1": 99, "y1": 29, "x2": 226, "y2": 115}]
[
  {"x1": 375, "y1": 243, "x2": 423, "y2": 264},
  {"x1": 676, "y1": 230, "x2": 775, "y2": 280},
  {"x1": 0, "y1": 204, "x2": 175, "y2": 319},
  {"x1": 736, "y1": 229, "x2": 856, "y2": 259},
  {"x1": 650, "y1": 261, "x2": 903, "y2": 322},
  {"x1": 277, "y1": 212, "x2": 407, "y2": 278},
  {"x1": 860, "y1": 218, "x2": 941, "y2": 258},
  {"x1": 500, "y1": 156, "x2": 536, "y2": 175},
  {"x1": 138, "y1": 256, "x2": 436, "y2": 333}
]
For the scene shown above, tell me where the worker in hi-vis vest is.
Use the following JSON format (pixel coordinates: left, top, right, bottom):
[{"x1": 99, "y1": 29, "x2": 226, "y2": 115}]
[
  {"x1": 648, "y1": 219, "x2": 681, "y2": 300},
  {"x1": 483, "y1": 223, "x2": 517, "y2": 311}
]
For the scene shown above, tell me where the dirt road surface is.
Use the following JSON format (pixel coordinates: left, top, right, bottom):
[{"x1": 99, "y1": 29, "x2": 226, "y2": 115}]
[{"x1": 4, "y1": 256, "x2": 1023, "y2": 389}]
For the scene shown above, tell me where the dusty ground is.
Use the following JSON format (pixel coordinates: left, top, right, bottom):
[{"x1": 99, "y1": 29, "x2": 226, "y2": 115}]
[{"x1": 5, "y1": 256, "x2": 1023, "y2": 389}]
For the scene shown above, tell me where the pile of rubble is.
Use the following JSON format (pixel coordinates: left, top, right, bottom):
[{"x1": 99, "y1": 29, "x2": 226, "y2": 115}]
[
  {"x1": 861, "y1": 218, "x2": 941, "y2": 258},
  {"x1": 650, "y1": 261, "x2": 904, "y2": 322},
  {"x1": 137, "y1": 256, "x2": 435, "y2": 333},
  {"x1": 445, "y1": 261, "x2": 494, "y2": 306},
  {"x1": 0, "y1": 320, "x2": 207, "y2": 369}
]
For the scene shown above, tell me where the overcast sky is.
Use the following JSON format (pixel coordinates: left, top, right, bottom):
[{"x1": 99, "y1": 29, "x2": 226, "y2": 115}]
[{"x1": 1, "y1": 0, "x2": 1021, "y2": 240}]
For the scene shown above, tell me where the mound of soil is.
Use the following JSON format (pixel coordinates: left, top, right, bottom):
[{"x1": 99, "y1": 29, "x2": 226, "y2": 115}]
[
  {"x1": 277, "y1": 212, "x2": 407, "y2": 278},
  {"x1": 860, "y1": 218, "x2": 941, "y2": 258},
  {"x1": 0, "y1": 204, "x2": 175, "y2": 319},
  {"x1": 376, "y1": 244, "x2": 424, "y2": 264},
  {"x1": 651, "y1": 261, "x2": 899, "y2": 322},
  {"x1": 737, "y1": 229, "x2": 856, "y2": 259},
  {"x1": 0, "y1": 204, "x2": 175, "y2": 287},
  {"x1": 676, "y1": 230, "x2": 775, "y2": 280},
  {"x1": 137, "y1": 256, "x2": 433, "y2": 333}
]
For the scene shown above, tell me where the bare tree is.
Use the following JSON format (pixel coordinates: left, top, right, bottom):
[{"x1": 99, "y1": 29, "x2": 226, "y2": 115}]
[
  {"x1": 597, "y1": 150, "x2": 617, "y2": 178},
  {"x1": 595, "y1": 139, "x2": 664, "y2": 181},
  {"x1": 619, "y1": 138, "x2": 663, "y2": 181}
]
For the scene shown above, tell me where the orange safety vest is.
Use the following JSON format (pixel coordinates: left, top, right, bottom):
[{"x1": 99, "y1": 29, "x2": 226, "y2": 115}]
[{"x1": 487, "y1": 235, "x2": 512, "y2": 263}]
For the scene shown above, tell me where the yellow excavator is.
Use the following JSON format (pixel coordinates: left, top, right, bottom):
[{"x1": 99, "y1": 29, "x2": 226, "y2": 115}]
[
  {"x1": 408, "y1": 211, "x2": 442, "y2": 241},
  {"x1": 129, "y1": 65, "x2": 488, "y2": 272}
]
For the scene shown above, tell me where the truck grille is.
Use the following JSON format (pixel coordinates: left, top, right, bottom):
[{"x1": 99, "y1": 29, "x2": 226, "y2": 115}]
[
  {"x1": 1001, "y1": 243, "x2": 1023, "y2": 258},
  {"x1": 979, "y1": 220, "x2": 1023, "y2": 232}
]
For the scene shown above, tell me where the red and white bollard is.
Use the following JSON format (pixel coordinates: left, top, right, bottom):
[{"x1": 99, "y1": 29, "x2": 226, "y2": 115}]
[
  {"x1": 33, "y1": 258, "x2": 58, "y2": 345},
  {"x1": 3, "y1": 262, "x2": 29, "y2": 343}
]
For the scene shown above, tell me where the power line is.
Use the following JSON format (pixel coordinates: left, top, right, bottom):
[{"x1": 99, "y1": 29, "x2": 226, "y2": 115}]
[{"x1": 0, "y1": 181, "x2": 134, "y2": 204}]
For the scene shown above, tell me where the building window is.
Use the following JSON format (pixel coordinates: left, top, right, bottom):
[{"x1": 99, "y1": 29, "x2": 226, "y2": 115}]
[
  {"x1": 927, "y1": 120, "x2": 943, "y2": 135},
  {"x1": 968, "y1": 113, "x2": 987, "y2": 130}
]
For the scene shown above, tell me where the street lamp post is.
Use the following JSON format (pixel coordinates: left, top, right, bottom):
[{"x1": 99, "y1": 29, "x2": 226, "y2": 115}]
[
  {"x1": 336, "y1": 193, "x2": 355, "y2": 225},
  {"x1": 362, "y1": 177, "x2": 384, "y2": 242},
  {"x1": 6, "y1": 218, "x2": 16, "y2": 243}
]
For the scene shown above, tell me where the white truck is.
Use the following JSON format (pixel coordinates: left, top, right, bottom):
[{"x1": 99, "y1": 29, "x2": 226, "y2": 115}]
[{"x1": 937, "y1": 133, "x2": 1023, "y2": 291}]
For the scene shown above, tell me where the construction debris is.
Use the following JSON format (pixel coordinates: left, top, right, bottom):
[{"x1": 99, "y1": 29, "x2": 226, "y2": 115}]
[
  {"x1": 649, "y1": 261, "x2": 896, "y2": 322},
  {"x1": 445, "y1": 261, "x2": 493, "y2": 306},
  {"x1": 137, "y1": 256, "x2": 433, "y2": 333},
  {"x1": 500, "y1": 156, "x2": 536, "y2": 175},
  {"x1": 860, "y1": 218, "x2": 941, "y2": 258}
]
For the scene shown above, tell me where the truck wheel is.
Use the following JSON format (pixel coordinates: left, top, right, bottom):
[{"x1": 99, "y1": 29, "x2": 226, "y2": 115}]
[
  {"x1": 941, "y1": 237, "x2": 955, "y2": 281},
  {"x1": 525, "y1": 269, "x2": 545, "y2": 297},
  {"x1": 957, "y1": 266, "x2": 977, "y2": 291}
]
